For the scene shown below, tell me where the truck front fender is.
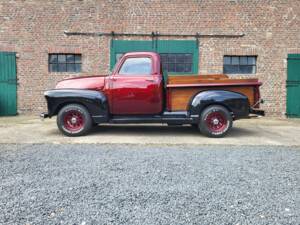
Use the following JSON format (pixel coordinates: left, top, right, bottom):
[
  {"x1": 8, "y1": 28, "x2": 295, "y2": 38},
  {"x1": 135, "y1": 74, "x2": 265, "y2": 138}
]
[
  {"x1": 44, "y1": 89, "x2": 109, "y2": 123},
  {"x1": 189, "y1": 90, "x2": 250, "y2": 120}
]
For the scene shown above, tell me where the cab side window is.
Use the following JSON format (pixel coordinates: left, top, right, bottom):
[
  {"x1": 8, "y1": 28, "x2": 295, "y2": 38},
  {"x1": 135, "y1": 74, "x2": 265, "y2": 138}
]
[{"x1": 119, "y1": 57, "x2": 152, "y2": 75}]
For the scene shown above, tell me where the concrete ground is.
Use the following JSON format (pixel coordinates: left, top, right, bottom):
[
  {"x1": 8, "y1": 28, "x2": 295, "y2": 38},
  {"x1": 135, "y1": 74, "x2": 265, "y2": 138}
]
[{"x1": 0, "y1": 115, "x2": 300, "y2": 146}]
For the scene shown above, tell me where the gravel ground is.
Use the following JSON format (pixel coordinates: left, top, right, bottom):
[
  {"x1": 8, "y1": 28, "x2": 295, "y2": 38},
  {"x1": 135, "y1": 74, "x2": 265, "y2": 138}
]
[{"x1": 0, "y1": 144, "x2": 299, "y2": 225}]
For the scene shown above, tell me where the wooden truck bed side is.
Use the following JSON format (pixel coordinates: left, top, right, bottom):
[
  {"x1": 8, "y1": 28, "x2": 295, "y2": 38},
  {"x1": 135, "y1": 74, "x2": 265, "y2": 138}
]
[{"x1": 166, "y1": 75, "x2": 261, "y2": 111}]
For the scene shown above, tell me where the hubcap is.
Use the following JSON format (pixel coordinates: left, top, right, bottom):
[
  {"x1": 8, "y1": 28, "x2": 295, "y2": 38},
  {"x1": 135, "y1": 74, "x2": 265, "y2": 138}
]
[
  {"x1": 205, "y1": 111, "x2": 227, "y2": 133},
  {"x1": 63, "y1": 110, "x2": 85, "y2": 132},
  {"x1": 71, "y1": 117, "x2": 77, "y2": 124},
  {"x1": 212, "y1": 118, "x2": 219, "y2": 125}
]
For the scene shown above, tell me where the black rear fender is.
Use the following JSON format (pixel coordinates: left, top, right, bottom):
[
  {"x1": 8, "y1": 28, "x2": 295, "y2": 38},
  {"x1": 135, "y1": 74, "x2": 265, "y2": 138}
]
[
  {"x1": 188, "y1": 90, "x2": 250, "y2": 120},
  {"x1": 44, "y1": 89, "x2": 109, "y2": 123}
]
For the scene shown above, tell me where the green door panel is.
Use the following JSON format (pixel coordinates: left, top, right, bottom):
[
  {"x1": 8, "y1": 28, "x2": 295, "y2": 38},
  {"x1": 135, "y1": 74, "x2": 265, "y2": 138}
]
[
  {"x1": 110, "y1": 40, "x2": 154, "y2": 70},
  {"x1": 286, "y1": 54, "x2": 300, "y2": 117},
  {"x1": 0, "y1": 52, "x2": 17, "y2": 116},
  {"x1": 110, "y1": 40, "x2": 199, "y2": 75},
  {"x1": 286, "y1": 85, "x2": 300, "y2": 117}
]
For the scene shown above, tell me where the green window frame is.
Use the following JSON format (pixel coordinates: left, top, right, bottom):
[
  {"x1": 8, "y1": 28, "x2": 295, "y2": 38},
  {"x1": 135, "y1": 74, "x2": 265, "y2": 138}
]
[{"x1": 110, "y1": 40, "x2": 199, "y2": 75}]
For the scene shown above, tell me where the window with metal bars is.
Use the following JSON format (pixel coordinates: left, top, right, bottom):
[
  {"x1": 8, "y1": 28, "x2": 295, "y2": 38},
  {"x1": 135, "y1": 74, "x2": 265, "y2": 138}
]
[
  {"x1": 49, "y1": 54, "x2": 82, "y2": 73},
  {"x1": 223, "y1": 56, "x2": 257, "y2": 74},
  {"x1": 160, "y1": 53, "x2": 193, "y2": 73}
]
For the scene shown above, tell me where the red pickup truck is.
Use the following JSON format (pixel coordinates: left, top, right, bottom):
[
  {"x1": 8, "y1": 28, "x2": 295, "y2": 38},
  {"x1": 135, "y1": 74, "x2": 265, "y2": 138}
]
[{"x1": 41, "y1": 52, "x2": 264, "y2": 138}]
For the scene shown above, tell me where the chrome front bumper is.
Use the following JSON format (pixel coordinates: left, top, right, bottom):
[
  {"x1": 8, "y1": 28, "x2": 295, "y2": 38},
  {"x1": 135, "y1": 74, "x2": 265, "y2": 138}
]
[
  {"x1": 40, "y1": 112, "x2": 49, "y2": 119},
  {"x1": 250, "y1": 108, "x2": 265, "y2": 116}
]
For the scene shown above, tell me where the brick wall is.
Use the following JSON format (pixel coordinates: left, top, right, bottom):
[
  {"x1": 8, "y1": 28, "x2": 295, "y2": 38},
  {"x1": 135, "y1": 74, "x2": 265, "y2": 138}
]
[{"x1": 0, "y1": 0, "x2": 299, "y2": 116}]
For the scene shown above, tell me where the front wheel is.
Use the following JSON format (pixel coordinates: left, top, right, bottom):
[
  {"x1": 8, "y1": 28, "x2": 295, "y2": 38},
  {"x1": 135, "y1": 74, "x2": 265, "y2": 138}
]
[
  {"x1": 199, "y1": 105, "x2": 233, "y2": 138},
  {"x1": 57, "y1": 104, "x2": 92, "y2": 137}
]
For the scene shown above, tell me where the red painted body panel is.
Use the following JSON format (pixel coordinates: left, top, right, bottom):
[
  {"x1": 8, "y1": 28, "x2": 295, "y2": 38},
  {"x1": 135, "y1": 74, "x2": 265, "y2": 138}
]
[
  {"x1": 107, "y1": 52, "x2": 163, "y2": 115},
  {"x1": 109, "y1": 74, "x2": 163, "y2": 114},
  {"x1": 55, "y1": 75, "x2": 106, "y2": 91}
]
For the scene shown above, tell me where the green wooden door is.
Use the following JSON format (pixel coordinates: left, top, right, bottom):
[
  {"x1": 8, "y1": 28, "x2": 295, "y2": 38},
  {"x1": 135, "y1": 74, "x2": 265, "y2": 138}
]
[
  {"x1": 0, "y1": 52, "x2": 17, "y2": 116},
  {"x1": 287, "y1": 54, "x2": 300, "y2": 117}
]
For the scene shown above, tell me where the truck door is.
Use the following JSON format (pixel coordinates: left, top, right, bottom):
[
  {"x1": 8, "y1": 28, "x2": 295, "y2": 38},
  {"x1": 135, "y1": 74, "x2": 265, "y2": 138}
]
[{"x1": 110, "y1": 56, "x2": 163, "y2": 115}]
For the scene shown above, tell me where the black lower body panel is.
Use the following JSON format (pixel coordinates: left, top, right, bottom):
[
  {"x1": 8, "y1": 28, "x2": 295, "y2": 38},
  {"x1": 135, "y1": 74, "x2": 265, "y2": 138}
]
[{"x1": 110, "y1": 111, "x2": 195, "y2": 124}]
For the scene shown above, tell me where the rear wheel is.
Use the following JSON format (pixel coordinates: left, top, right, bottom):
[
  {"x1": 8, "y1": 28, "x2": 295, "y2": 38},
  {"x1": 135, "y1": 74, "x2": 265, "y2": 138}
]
[
  {"x1": 57, "y1": 104, "x2": 92, "y2": 137},
  {"x1": 199, "y1": 105, "x2": 232, "y2": 138}
]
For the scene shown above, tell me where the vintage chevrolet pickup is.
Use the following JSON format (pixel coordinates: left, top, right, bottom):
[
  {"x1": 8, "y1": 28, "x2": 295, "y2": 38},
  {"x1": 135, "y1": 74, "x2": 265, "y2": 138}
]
[{"x1": 41, "y1": 52, "x2": 264, "y2": 137}]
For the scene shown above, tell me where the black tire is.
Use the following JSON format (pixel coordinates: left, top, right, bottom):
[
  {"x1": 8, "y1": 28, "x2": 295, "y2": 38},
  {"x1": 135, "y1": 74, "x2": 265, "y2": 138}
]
[
  {"x1": 199, "y1": 105, "x2": 233, "y2": 138},
  {"x1": 57, "y1": 104, "x2": 92, "y2": 137}
]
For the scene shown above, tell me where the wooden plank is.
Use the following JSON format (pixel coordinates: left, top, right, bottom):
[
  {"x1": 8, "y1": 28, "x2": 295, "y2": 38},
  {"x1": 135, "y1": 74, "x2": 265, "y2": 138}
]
[
  {"x1": 168, "y1": 78, "x2": 260, "y2": 85},
  {"x1": 168, "y1": 86, "x2": 255, "y2": 111},
  {"x1": 167, "y1": 81, "x2": 261, "y2": 88},
  {"x1": 168, "y1": 74, "x2": 229, "y2": 84},
  {"x1": 167, "y1": 74, "x2": 260, "y2": 86}
]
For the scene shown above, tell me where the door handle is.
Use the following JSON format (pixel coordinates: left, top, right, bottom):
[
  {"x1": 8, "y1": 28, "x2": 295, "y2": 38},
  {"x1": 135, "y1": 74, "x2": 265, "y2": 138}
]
[
  {"x1": 145, "y1": 78, "x2": 155, "y2": 82},
  {"x1": 110, "y1": 77, "x2": 117, "y2": 81},
  {"x1": 7, "y1": 79, "x2": 18, "y2": 85}
]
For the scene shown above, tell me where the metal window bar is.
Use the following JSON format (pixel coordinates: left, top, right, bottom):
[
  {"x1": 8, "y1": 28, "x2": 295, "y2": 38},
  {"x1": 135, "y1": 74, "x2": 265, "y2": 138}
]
[
  {"x1": 49, "y1": 54, "x2": 82, "y2": 72},
  {"x1": 64, "y1": 31, "x2": 245, "y2": 38}
]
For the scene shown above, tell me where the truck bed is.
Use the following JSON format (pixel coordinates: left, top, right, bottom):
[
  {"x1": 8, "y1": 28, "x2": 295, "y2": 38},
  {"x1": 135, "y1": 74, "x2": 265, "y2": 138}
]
[{"x1": 166, "y1": 75, "x2": 262, "y2": 111}]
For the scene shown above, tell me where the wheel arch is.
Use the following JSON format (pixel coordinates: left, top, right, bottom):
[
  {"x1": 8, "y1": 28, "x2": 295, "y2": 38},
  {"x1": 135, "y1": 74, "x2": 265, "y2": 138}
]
[
  {"x1": 199, "y1": 102, "x2": 233, "y2": 116},
  {"x1": 44, "y1": 89, "x2": 109, "y2": 123},
  {"x1": 188, "y1": 90, "x2": 250, "y2": 120},
  {"x1": 54, "y1": 101, "x2": 88, "y2": 115}
]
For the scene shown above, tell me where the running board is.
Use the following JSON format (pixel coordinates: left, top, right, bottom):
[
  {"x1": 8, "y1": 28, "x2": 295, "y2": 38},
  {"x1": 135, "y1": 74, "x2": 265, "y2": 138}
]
[{"x1": 110, "y1": 111, "x2": 195, "y2": 124}]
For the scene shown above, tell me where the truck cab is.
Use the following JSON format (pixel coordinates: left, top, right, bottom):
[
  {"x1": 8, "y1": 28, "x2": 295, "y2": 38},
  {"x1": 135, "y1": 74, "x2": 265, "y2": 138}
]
[
  {"x1": 106, "y1": 52, "x2": 163, "y2": 115},
  {"x1": 42, "y1": 52, "x2": 264, "y2": 138}
]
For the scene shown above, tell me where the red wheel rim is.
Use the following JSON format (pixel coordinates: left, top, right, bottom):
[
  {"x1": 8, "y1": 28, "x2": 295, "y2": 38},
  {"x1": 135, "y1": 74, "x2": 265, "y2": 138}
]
[
  {"x1": 205, "y1": 111, "x2": 227, "y2": 133},
  {"x1": 63, "y1": 110, "x2": 85, "y2": 132}
]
